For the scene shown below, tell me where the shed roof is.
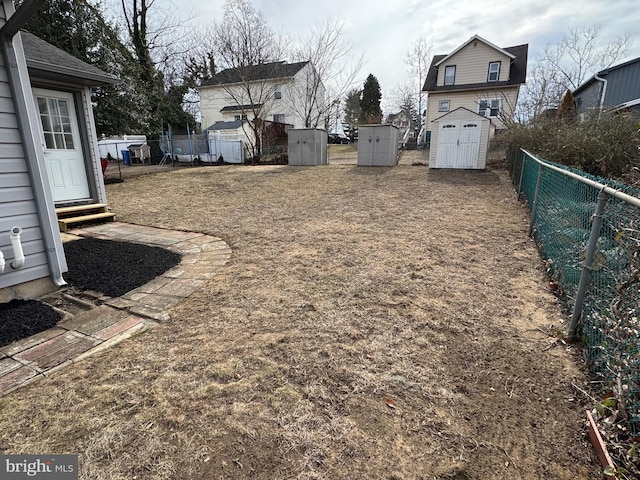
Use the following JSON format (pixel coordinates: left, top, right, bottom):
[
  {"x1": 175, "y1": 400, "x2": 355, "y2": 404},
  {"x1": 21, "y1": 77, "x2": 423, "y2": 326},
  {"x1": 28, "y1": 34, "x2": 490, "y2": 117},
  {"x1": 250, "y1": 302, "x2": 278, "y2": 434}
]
[
  {"x1": 21, "y1": 30, "x2": 118, "y2": 86},
  {"x1": 201, "y1": 61, "x2": 308, "y2": 87},
  {"x1": 207, "y1": 120, "x2": 243, "y2": 131},
  {"x1": 423, "y1": 43, "x2": 528, "y2": 92}
]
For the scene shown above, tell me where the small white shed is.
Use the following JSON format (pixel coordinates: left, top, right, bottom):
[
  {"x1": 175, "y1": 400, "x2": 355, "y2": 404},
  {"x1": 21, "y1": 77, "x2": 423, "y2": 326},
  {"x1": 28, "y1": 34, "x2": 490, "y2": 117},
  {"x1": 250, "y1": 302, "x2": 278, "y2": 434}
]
[
  {"x1": 288, "y1": 128, "x2": 327, "y2": 166},
  {"x1": 357, "y1": 124, "x2": 399, "y2": 166},
  {"x1": 429, "y1": 107, "x2": 491, "y2": 169}
]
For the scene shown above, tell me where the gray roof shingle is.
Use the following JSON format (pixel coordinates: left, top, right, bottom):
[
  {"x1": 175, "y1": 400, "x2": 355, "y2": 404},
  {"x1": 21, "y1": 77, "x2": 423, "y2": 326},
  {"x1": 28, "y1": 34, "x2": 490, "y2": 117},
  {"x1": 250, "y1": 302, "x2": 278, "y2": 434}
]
[
  {"x1": 422, "y1": 44, "x2": 528, "y2": 92},
  {"x1": 201, "y1": 61, "x2": 308, "y2": 87},
  {"x1": 20, "y1": 30, "x2": 118, "y2": 86}
]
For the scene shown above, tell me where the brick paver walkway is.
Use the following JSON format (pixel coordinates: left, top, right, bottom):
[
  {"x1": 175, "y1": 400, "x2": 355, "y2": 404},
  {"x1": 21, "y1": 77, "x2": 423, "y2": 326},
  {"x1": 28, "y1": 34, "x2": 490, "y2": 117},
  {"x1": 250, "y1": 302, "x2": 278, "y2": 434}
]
[{"x1": 0, "y1": 223, "x2": 231, "y2": 396}]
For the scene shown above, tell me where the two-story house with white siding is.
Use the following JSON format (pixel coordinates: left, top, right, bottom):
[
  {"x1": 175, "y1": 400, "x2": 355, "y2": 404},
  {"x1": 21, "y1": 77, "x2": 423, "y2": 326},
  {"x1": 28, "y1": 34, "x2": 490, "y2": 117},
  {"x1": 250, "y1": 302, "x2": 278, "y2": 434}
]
[
  {"x1": 423, "y1": 35, "x2": 528, "y2": 136},
  {"x1": 198, "y1": 61, "x2": 325, "y2": 152}
]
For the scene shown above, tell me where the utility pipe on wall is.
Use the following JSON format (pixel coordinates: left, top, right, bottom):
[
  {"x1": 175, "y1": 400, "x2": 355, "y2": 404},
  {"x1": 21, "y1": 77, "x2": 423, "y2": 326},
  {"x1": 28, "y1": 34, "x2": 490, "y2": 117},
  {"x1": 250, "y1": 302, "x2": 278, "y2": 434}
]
[
  {"x1": 0, "y1": 249, "x2": 4, "y2": 274},
  {"x1": 10, "y1": 226, "x2": 24, "y2": 269}
]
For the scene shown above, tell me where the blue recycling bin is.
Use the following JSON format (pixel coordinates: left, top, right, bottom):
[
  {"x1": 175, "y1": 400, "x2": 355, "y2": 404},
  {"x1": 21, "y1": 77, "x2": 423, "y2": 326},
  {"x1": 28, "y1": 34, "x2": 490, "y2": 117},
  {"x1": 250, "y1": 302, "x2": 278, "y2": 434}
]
[{"x1": 121, "y1": 150, "x2": 131, "y2": 165}]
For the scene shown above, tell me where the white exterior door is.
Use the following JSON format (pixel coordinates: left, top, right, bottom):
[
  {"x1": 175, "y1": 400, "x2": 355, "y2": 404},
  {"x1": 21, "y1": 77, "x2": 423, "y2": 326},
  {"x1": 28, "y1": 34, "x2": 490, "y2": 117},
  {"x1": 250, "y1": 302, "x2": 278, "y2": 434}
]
[
  {"x1": 435, "y1": 121, "x2": 459, "y2": 168},
  {"x1": 435, "y1": 119, "x2": 481, "y2": 169},
  {"x1": 458, "y1": 122, "x2": 480, "y2": 168},
  {"x1": 33, "y1": 88, "x2": 90, "y2": 203}
]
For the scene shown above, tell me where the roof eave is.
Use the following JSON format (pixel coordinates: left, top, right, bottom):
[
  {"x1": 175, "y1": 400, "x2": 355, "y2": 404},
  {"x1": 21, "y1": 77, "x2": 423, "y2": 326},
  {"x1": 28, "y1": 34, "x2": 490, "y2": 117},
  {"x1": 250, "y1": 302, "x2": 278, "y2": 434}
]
[
  {"x1": 435, "y1": 34, "x2": 516, "y2": 67},
  {"x1": 27, "y1": 60, "x2": 119, "y2": 86}
]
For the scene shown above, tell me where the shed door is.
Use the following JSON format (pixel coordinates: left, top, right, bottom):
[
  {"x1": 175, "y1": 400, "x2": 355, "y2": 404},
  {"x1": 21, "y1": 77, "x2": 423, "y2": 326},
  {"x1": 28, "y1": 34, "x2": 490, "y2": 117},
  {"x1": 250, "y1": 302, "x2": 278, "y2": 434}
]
[
  {"x1": 435, "y1": 119, "x2": 481, "y2": 169},
  {"x1": 458, "y1": 122, "x2": 480, "y2": 168},
  {"x1": 435, "y1": 121, "x2": 459, "y2": 168},
  {"x1": 33, "y1": 89, "x2": 90, "y2": 203}
]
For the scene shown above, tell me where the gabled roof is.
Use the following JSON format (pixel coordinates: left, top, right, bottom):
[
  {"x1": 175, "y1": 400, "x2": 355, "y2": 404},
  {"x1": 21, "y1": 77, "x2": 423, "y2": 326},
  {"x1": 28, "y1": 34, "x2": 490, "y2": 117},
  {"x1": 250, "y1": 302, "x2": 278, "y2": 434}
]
[
  {"x1": 432, "y1": 106, "x2": 491, "y2": 123},
  {"x1": 435, "y1": 34, "x2": 515, "y2": 67},
  {"x1": 423, "y1": 42, "x2": 528, "y2": 92},
  {"x1": 21, "y1": 31, "x2": 118, "y2": 86},
  {"x1": 201, "y1": 61, "x2": 309, "y2": 87}
]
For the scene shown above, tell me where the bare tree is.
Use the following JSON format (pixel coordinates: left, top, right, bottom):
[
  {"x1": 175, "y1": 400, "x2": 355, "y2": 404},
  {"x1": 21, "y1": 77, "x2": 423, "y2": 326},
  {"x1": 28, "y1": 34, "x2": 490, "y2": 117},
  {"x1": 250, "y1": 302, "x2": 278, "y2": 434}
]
[
  {"x1": 386, "y1": 81, "x2": 417, "y2": 129},
  {"x1": 405, "y1": 36, "x2": 432, "y2": 130},
  {"x1": 288, "y1": 17, "x2": 363, "y2": 129},
  {"x1": 519, "y1": 24, "x2": 631, "y2": 120},
  {"x1": 210, "y1": 0, "x2": 286, "y2": 160}
]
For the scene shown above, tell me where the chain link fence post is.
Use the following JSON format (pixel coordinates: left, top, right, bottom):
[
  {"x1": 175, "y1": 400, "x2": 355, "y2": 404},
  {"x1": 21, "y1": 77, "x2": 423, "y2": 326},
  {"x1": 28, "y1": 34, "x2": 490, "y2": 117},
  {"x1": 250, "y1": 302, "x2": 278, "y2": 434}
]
[
  {"x1": 527, "y1": 164, "x2": 544, "y2": 237},
  {"x1": 568, "y1": 189, "x2": 610, "y2": 341}
]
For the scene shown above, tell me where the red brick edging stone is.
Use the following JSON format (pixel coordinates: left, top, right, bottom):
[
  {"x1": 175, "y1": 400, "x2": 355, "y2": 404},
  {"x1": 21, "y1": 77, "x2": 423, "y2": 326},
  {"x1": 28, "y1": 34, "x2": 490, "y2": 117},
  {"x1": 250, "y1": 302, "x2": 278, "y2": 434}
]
[{"x1": 0, "y1": 222, "x2": 231, "y2": 396}]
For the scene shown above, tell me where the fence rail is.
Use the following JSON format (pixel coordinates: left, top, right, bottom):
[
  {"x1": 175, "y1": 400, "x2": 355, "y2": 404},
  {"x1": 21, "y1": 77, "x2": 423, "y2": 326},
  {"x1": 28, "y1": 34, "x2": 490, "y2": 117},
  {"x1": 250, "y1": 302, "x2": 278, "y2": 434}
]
[{"x1": 510, "y1": 148, "x2": 640, "y2": 434}]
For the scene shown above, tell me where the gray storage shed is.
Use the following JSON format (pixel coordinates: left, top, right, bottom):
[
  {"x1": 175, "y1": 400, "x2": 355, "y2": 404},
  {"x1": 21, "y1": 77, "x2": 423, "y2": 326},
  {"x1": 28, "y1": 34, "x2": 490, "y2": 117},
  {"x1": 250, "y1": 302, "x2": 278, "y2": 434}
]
[
  {"x1": 429, "y1": 107, "x2": 491, "y2": 169},
  {"x1": 357, "y1": 124, "x2": 399, "y2": 166},
  {"x1": 288, "y1": 128, "x2": 327, "y2": 166}
]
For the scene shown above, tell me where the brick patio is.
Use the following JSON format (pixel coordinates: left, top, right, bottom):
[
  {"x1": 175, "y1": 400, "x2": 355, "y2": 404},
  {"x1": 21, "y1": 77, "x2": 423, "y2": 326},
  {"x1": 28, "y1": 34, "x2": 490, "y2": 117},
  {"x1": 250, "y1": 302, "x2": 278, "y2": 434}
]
[{"x1": 0, "y1": 223, "x2": 231, "y2": 396}]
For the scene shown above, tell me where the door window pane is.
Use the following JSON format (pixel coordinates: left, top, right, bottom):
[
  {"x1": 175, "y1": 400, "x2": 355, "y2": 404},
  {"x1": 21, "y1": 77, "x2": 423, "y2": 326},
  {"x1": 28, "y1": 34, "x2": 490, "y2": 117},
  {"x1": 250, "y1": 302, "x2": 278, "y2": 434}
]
[{"x1": 36, "y1": 96, "x2": 76, "y2": 150}]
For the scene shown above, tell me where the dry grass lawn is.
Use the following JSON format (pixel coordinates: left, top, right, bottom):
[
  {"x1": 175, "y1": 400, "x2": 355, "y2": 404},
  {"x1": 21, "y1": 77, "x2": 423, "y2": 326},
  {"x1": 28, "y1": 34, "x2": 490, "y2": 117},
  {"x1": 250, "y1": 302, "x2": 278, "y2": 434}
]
[{"x1": 0, "y1": 152, "x2": 601, "y2": 479}]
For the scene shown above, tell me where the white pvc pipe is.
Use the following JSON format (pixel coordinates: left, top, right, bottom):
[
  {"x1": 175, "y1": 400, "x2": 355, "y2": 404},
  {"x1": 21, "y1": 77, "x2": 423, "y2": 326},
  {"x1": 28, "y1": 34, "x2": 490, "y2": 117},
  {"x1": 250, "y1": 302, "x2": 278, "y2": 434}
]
[{"x1": 10, "y1": 226, "x2": 25, "y2": 269}]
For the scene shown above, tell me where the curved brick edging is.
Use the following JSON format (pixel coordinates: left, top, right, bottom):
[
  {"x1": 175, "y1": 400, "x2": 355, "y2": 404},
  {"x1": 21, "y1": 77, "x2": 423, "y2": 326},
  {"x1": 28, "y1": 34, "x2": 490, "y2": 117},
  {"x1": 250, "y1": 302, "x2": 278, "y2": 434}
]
[{"x1": 0, "y1": 222, "x2": 231, "y2": 396}]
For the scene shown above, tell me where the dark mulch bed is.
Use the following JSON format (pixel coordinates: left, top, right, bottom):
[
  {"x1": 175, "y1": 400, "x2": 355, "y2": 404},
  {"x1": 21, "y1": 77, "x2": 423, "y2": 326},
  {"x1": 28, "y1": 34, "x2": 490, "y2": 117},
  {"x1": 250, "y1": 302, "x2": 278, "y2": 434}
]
[
  {"x1": 0, "y1": 238, "x2": 181, "y2": 348},
  {"x1": 0, "y1": 300, "x2": 61, "y2": 348},
  {"x1": 63, "y1": 238, "x2": 181, "y2": 298}
]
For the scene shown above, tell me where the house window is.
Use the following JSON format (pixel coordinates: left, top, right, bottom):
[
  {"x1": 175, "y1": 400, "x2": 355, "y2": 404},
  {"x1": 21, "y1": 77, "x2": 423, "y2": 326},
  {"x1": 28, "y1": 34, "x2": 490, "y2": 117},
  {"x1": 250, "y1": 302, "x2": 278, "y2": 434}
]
[
  {"x1": 444, "y1": 65, "x2": 456, "y2": 86},
  {"x1": 273, "y1": 114, "x2": 285, "y2": 123},
  {"x1": 487, "y1": 62, "x2": 501, "y2": 82},
  {"x1": 478, "y1": 98, "x2": 500, "y2": 118},
  {"x1": 234, "y1": 114, "x2": 247, "y2": 122},
  {"x1": 438, "y1": 100, "x2": 450, "y2": 112},
  {"x1": 274, "y1": 84, "x2": 282, "y2": 100}
]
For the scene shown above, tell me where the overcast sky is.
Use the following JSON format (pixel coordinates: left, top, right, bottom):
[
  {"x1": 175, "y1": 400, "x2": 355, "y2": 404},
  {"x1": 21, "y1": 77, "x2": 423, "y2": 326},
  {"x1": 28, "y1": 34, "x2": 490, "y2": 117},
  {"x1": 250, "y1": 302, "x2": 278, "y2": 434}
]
[{"x1": 188, "y1": 0, "x2": 639, "y2": 111}]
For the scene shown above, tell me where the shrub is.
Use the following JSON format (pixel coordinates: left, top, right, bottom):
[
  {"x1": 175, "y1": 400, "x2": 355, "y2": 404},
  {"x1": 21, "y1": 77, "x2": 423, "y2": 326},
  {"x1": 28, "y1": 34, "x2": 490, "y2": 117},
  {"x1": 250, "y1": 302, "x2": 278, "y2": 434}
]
[{"x1": 505, "y1": 110, "x2": 640, "y2": 179}]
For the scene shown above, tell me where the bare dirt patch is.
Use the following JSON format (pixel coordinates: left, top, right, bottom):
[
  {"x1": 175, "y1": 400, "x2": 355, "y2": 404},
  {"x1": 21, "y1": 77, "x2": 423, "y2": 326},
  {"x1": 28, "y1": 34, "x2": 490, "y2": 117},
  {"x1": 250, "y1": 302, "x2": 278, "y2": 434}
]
[{"x1": 0, "y1": 164, "x2": 600, "y2": 479}]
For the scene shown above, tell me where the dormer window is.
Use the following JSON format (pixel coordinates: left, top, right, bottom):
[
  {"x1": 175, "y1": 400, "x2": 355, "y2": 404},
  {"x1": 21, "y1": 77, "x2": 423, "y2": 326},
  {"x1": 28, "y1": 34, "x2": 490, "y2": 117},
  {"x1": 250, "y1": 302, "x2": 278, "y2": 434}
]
[
  {"x1": 444, "y1": 66, "x2": 456, "y2": 86},
  {"x1": 487, "y1": 62, "x2": 501, "y2": 82}
]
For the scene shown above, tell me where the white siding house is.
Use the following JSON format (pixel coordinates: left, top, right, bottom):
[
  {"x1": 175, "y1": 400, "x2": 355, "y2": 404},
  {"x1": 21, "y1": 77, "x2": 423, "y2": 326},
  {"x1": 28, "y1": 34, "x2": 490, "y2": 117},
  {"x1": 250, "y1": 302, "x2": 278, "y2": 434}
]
[
  {"x1": 199, "y1": 61, "x2": 325, "y2": 148},
  {"x1": 0, "y1": 0, "x2": 117, "y2": 301}
]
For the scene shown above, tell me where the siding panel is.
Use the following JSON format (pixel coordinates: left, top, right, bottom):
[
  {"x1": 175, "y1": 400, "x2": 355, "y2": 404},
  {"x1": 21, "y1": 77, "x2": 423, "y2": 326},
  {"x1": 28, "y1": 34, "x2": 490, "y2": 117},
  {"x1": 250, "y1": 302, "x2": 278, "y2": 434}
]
[
  {"x1": 605, "y1": 62, "x2": 640, "y2": 107},
  {"x1": 0, "y1": 200, "x2": 36, "y2": 217},
  {"x1": 0, "y1": 0, "x2": 54, "y2": 292},
  {"x1": 0, "y1": 158, "x2": 27, "y2": 173}
]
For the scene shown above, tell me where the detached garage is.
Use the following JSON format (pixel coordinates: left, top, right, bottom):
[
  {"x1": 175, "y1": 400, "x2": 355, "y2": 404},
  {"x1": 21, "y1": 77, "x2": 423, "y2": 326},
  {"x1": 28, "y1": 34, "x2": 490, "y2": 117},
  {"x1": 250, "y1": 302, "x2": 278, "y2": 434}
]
[{"x1": 429, "y1": 107, "x2": 491, "y2": 169}]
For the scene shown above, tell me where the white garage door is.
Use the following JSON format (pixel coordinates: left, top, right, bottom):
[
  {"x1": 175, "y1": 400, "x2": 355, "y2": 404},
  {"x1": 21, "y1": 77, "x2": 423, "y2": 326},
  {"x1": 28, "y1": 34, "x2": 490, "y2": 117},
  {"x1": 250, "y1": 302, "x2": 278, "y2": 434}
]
[{"x1": 435, "y1": 120, "x2": 481, "y2": 169}]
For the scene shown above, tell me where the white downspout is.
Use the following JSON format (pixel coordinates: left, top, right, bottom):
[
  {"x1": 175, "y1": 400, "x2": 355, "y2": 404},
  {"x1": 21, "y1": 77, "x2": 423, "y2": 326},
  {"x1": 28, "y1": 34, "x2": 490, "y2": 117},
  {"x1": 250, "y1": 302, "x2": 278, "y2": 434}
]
[
  {"x1": 0, "y1": 249, "x2": 4, "y2": 274},
  {"x1": 594, "y1": 74, "x2": 608, "y2": 117},
  {"x1": 10, "y1": 226, "x2": 25, "y2": 269}
]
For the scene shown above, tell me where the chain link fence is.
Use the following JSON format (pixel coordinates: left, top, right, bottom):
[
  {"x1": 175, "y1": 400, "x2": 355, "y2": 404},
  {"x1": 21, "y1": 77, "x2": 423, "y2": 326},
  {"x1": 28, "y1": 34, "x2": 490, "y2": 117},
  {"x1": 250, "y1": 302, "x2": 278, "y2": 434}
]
[{"x1": 510, "y1": 148, "x2": 640, "y2": 434}]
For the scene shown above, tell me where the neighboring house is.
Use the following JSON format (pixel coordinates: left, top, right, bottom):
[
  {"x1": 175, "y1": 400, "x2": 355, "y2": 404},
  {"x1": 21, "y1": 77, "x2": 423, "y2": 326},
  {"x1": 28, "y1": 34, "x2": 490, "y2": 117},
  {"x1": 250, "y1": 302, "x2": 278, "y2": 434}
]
[
  {"x1": 573, "y1": 57, "x2": 640, "y2": 119},
  {"x1": 0, "y1": 0, "x2": 117, "y2": 301},
  {"x1": 385, "y1": 111, "x2": 411, "y2": 130},
  {"x1": 422, "y1": 34, "x2": 528, "y2": 137},
  {"x1": 198, "y1": 61, "x2": 325, "y2": 145}
]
